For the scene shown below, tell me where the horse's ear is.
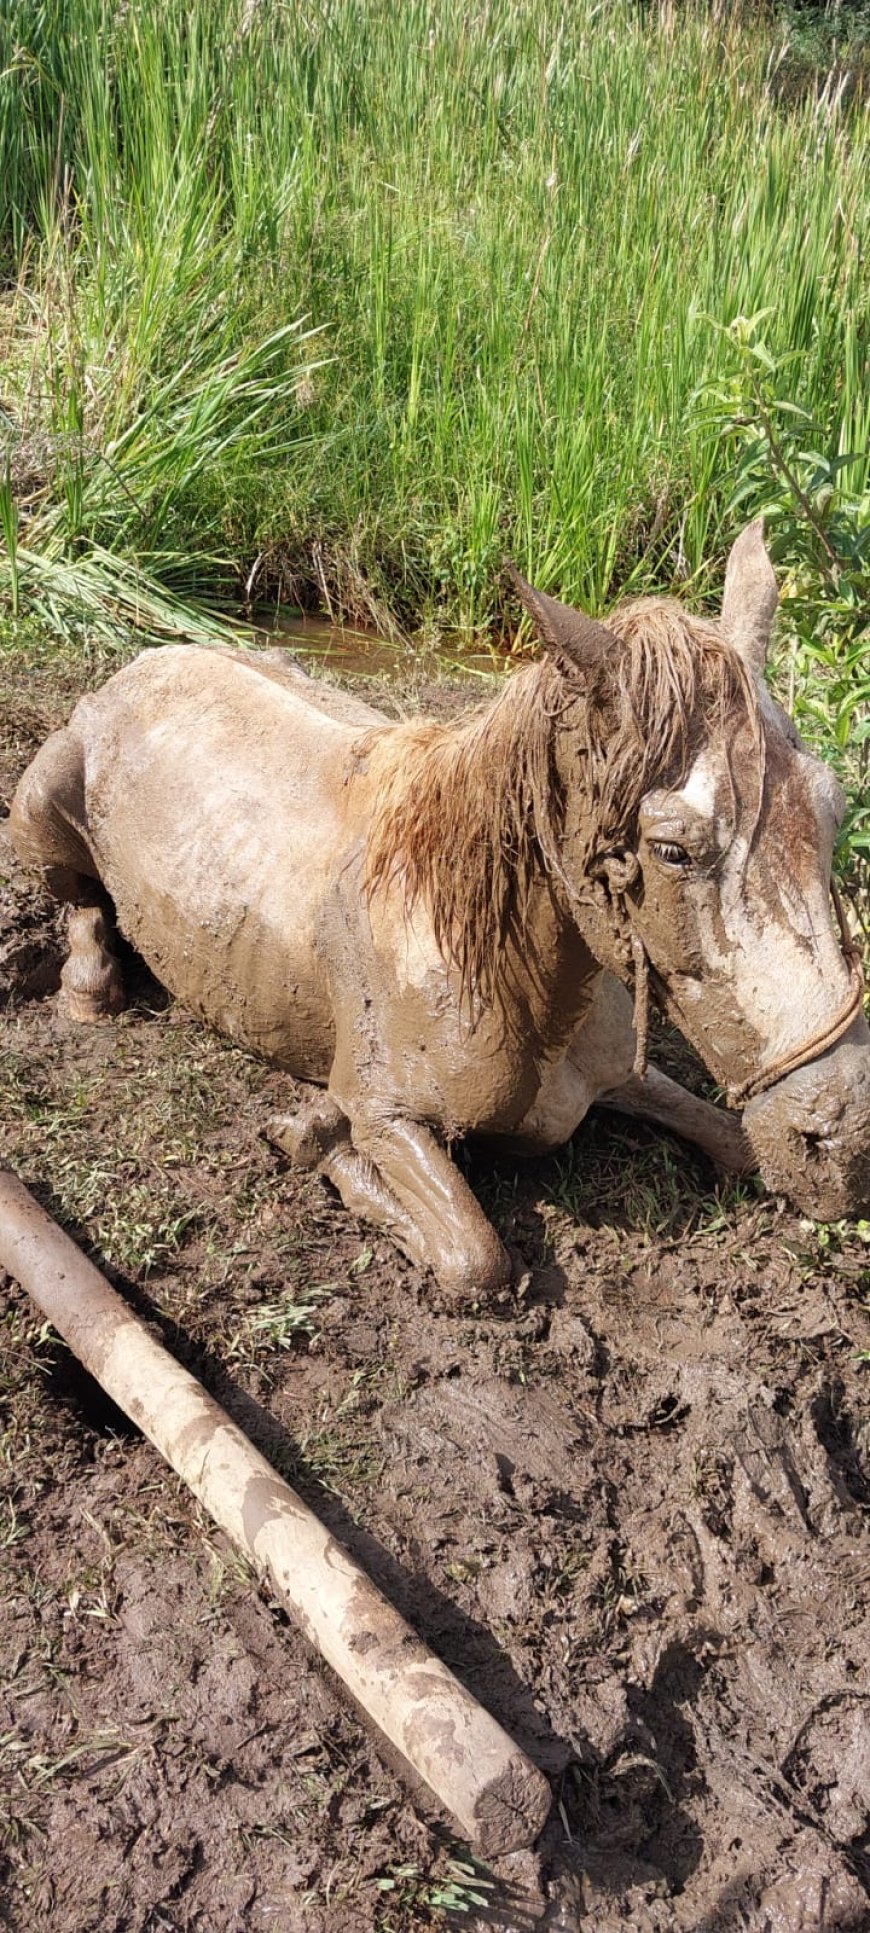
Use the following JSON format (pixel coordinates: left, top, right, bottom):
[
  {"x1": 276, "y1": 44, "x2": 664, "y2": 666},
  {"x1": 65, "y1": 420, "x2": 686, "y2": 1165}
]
[
  {"x1": 721, "y1": 519, "x2": 778, "y2": 673},
  {"x1": 503, "y1": 562, "x2": 616, "y2": 674}
]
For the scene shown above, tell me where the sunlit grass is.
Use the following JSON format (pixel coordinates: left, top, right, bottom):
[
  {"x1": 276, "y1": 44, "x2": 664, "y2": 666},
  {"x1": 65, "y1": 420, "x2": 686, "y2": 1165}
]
[{"x1": 1, "y1": 0, "x2": 869, "y2": 638}]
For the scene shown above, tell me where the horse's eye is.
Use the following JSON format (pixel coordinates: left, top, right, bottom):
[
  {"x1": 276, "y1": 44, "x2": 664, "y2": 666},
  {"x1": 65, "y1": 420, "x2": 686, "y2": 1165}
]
[{"x1": 649, "y1": 840, "x2": 692, "y2": 868}]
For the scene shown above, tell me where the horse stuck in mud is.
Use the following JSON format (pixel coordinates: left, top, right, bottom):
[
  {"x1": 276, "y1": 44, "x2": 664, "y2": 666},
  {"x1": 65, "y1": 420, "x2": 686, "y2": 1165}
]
[{"x1": 10, "y1": 521, "x2": 869, "y2": 1291}]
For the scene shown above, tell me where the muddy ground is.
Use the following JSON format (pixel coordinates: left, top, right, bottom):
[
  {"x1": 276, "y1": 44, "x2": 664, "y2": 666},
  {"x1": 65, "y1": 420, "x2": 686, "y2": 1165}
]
[{"x1": 1, "y1": 640, "x2": 869, "y2": 1933}]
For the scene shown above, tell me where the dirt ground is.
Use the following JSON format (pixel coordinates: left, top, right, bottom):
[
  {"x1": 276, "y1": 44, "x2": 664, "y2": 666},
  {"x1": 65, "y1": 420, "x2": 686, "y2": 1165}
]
[{"x1": 1, "y1": 642, "x2": 869, "y2": 1933}]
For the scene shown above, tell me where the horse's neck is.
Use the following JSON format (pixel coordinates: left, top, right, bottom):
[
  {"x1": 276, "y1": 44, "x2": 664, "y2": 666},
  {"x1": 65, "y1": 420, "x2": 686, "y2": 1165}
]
[
  {"x1": 502, "y1": 868, "x2": 604, "y2": 1039},
  {"x1": 365, "y1": 665, "x2": 601, "y2": 1023}
]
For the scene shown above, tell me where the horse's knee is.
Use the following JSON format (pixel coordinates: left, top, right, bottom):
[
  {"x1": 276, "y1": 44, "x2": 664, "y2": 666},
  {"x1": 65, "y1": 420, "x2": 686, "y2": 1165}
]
[{"x1": 438, "y1": 1226, "x2": 512, "y2": 1302}]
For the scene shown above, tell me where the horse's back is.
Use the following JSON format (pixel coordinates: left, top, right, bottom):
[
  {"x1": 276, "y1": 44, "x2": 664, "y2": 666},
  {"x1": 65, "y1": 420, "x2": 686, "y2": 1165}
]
[{"x1": 71, "y1": 640, "x2": 382, "y2": 772}]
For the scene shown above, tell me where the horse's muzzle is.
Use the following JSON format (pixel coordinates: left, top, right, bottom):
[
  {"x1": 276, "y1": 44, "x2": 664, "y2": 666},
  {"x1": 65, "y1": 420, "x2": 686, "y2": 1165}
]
[{"x1": 743, "y1": 1013, "x2": 870, "y2": 1221}]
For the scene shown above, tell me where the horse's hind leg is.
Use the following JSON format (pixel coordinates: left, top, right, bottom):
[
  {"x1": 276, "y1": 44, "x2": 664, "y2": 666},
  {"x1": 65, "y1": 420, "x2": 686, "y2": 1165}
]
[
  {"x1": 57, "y1": 904, "x2": 125, "y2": 1021},
  {"x1": 10, "y1": 725, "x2": 126, "y2": 1021}
]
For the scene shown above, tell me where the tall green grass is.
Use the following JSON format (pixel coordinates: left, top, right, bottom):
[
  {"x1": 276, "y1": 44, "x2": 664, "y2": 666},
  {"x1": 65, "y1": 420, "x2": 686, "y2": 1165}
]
[{"x1": 1, "y1": 0, "x2": 869, "y2": 639}]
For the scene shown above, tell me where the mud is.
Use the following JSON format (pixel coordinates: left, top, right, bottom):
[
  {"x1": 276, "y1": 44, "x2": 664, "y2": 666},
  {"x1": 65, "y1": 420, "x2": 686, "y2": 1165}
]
[{"x1": 1, "y1": 645, "x2": 869, "y2": 1932}]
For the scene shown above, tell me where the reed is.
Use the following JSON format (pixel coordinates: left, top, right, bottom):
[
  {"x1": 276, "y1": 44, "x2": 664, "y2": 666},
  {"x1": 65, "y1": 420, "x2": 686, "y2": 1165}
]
[{"x1": 1, "y1": 0, "x2": 868, "y2": 641}]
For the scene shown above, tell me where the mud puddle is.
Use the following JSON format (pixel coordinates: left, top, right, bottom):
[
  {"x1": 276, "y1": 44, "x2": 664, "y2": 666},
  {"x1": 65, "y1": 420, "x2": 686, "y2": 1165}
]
[
  {"x1": 256, "y1": 610, "x2": 508, "y2": 685},
  {"x1": 1, "y1": 645, "x2": 869, "y2": 1932}
]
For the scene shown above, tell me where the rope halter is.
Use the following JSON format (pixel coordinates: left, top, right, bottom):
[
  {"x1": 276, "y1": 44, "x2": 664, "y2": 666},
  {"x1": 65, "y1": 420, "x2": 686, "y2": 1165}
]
[{"x1": 627, "y1": 878, "x2": 866, "y2": 1108}]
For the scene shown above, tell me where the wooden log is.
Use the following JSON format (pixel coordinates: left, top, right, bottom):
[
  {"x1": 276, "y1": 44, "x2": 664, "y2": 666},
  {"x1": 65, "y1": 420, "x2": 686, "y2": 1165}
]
[{"x1": 0, "y1": 1168, "x2": 551, "y2": 1856}]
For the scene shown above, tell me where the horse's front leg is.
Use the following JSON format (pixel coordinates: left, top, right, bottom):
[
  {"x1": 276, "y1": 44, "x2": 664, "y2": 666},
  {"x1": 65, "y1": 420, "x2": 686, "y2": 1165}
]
[
  {"x1": 309, "y1": 877, "x2": 513, "y2": 1299},
  {"x1": 345, "y1": 1110, "x2": 511, "y2": 1300},
  {"x1": 556, "y1": 973, "x2": 751, "y2": 1175},
  {"x1": 598, "y1": 1066, "x2": 752, "y2": 1176},
  {"x1": 270, "y1": 1090, "x2": 510, "y2": 1299}
]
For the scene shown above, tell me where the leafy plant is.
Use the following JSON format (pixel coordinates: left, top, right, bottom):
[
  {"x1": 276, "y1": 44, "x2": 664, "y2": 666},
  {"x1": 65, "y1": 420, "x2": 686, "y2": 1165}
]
[
  {"x1": 0, "y1": 451, "x2": 20, "y2": 619},
  {"x1": 375, "y1": 1853, "x2": 496, "y2": 1922},
  {"x1": 704, "y1": 312, "x2": 870, "y2": 954},
  {"x1": 229, "y1": 1284, "x2": 336, "y2": 1359},
  {"x1": 426, "y1": 1856, "x2": 497, "y2": 1913}
]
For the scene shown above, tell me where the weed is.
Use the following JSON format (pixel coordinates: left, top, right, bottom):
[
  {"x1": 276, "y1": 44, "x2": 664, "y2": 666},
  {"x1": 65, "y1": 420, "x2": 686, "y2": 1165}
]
[
  {"x1": 375, "y1": 1853, "x2": 496, "y2": 1923},
  {"x1": 0, "y1": 452, "x2": 20, "y2": 618},
  {"x1": 0, "y1": 1498, "x2": 29, "y2": 1549},
  {"x1": 226, "y1": 1284, "x2": 336, "y2": 1373}
]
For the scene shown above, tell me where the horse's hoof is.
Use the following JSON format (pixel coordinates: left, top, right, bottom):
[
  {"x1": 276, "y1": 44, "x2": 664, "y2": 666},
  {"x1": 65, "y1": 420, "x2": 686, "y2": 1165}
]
[
  {"x1": 433, "y1": 1235, "x2": 514, "y2": 1310},
  {"x1": 267, "y1": 1096, "x2": 347, "y2": 1170},
  {"x1": 57, "y1": 981, "x2": 125, "y2": 1022}
]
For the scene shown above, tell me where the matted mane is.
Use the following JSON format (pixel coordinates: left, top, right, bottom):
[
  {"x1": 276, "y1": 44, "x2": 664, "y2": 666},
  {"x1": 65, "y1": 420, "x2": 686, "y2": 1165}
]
[{"x1": 364, "y1": 599, "x2": 759, "y2": 1007}]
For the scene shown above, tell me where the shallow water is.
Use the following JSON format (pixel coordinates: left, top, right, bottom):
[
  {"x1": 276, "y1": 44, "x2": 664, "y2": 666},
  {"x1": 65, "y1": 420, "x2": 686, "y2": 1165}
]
[{"x1": 255, "y1": 609, "x2": 507, "y2": 685}]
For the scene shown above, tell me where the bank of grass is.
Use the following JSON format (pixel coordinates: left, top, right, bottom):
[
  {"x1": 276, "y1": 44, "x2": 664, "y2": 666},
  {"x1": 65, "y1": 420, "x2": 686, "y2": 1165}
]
[{"x1": 0, "y1": 0, "x2": 868, "y2": 907}]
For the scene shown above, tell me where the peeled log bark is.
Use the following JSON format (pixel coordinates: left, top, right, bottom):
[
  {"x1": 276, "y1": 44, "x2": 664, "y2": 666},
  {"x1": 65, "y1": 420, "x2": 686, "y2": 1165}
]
[{"x1": 0, "y1": 1169, "x2": 551, "y2": 1855}]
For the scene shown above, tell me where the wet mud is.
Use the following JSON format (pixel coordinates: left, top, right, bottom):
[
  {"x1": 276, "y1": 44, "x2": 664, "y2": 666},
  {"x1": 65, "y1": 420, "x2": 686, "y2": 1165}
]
[{"x1": 1, "y1": 645, "x2": 869, "y2": 1930}]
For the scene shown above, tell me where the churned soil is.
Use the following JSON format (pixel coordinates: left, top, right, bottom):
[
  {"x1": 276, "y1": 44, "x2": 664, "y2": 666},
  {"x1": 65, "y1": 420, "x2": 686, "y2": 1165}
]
[{"x1": 1, "y1": 645, "x2": 869, "y2": 1933}]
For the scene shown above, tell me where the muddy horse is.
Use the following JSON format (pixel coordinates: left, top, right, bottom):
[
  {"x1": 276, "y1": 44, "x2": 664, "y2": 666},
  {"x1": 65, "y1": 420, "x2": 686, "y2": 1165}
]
[{"x1": 11, "y1": 523, "x2": 869, "y2": 1294}]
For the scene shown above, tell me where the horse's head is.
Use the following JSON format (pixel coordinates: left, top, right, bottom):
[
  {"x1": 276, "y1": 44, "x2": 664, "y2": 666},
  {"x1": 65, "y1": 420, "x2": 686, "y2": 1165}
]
[{"x1": 508, "y1": 525, "x2": 869, "y2": 1219}]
